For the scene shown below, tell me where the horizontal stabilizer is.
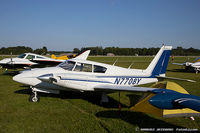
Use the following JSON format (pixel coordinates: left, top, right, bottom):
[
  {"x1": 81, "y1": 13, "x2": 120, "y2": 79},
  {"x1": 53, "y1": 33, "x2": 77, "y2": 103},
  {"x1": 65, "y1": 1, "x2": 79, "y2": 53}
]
[{"x1": 156, "y1": 76, "x2": 196, "y2": 82}]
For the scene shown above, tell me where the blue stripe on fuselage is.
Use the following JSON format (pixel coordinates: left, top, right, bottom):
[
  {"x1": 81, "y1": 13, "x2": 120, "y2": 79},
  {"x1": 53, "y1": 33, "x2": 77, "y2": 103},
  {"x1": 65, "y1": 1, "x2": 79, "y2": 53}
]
[
  {"x1": 60, "y1": 76, "x2": 157, "y2": 85},
  {"x1": 60, "y1": 78, "x2": 113, "y2": 84}
]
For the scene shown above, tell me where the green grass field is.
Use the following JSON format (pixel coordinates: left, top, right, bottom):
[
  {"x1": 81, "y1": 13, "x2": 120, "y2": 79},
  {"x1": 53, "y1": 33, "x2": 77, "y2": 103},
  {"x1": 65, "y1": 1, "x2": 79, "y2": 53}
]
[{"x1": 0, "y1": 56, "x2": 200, "y2": 133}]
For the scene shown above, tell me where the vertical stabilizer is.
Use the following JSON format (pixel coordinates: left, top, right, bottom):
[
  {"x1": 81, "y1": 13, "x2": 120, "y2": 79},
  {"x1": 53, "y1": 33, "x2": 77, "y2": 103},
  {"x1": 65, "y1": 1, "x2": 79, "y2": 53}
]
[{"x1": 144, "y1": 46, "x2": 172, "y2": 76}]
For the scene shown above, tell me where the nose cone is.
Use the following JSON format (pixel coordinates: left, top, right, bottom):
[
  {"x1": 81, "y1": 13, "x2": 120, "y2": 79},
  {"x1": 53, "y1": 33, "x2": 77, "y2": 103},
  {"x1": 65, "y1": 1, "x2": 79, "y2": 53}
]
[
  {"x1": 13, "y1": 67, "x2": 64, "y2": 86},
  {"x1": 13, "y1": 74, "x2": 28, "y2": 85},
  {"x1": 13, "y1": 72, "x2": 41, "y2": 86}
]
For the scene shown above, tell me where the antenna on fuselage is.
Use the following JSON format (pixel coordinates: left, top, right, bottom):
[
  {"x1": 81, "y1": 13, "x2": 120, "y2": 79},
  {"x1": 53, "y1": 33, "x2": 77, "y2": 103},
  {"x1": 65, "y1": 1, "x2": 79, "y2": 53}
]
[
  {"x1": 113, "y1": 58, "x2": 118, "y2": 66},
  {"x1": 128, "y1": 62, "x2": 134, "y2": 69}
]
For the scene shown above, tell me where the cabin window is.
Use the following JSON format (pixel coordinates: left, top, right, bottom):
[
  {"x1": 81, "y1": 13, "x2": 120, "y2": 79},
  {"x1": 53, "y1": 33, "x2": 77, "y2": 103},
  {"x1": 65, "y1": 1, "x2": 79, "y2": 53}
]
[
  {"x1": 74, "y1": 63, "x2": 83, "y2": 72},
  {"x1": 94, "y1": 65, "x2": 107, "y2": 73},
  {"x1": 74, "y1": 62, "x2": 92, "y2": 72},
  {"x1": 82, "y1": 64, "x2": 92, "y2": 72},
  {"x1": 26, "y1": 55, "x2": 35, "y2": 60},
  {"x1": 59, "y1": 61, "x2": 75, "y2": 71},
  {"x1": 18, "y1": 54, "x2": 26, "y2": 58}
]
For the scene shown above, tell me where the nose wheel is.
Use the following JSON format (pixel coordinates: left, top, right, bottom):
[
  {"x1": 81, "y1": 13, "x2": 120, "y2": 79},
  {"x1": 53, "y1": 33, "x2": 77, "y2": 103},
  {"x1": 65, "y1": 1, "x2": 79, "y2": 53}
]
[{"x1": 29, "y1": 89, "x2": 40, "y2": 102}]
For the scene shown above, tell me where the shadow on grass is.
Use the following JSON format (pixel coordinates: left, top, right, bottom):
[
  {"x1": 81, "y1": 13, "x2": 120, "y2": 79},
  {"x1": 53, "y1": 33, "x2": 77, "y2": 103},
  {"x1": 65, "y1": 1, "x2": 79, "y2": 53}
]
[
  {"x1": 96, "y1": 110, "x2": 184, "y2": 129},
  {"x1": 167, "y1": 69, "x2": 195, "y2": 73},
  {"x1": 126, "y1": 94, "x2": 142, "y2": 107},
  {"x1": 2, "y1": 70, "x2": 20, "y2": 76},
  {"x1": 14, "y1": 88, "x2": 128, "y2": 108}
]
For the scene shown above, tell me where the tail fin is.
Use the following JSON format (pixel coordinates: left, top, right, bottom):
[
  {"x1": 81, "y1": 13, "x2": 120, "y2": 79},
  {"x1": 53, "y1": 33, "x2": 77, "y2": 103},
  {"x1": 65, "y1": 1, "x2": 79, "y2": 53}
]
[{"x1": 144, "y1": 45, "x2": 172, "y2": 76}]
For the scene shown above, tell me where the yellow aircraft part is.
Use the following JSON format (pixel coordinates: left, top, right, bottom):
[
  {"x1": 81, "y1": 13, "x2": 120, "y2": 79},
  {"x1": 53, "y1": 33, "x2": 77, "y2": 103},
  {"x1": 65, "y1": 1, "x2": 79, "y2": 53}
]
[
  {"x1": 130, "y1": 81, "x2": 200, "y2": 117},
  {"x1": 130, "y1": 93, "x2": 163, "y2": 117},
  {"x1": 51, "y1": 54, "x2": 76, "y2": 60},
  {"x1": 51, "y1": 54, "x2": 69, "y2": 60}
]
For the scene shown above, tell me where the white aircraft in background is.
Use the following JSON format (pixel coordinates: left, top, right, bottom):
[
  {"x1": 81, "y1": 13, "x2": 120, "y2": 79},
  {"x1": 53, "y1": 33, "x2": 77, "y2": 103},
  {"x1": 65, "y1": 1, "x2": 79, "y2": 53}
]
[
  {"x1": 0, "y1": 53, "x2": 73, "y2": 69},
  {"x1": 173, "y1": 57, "x2": 200, "y2": 74}
]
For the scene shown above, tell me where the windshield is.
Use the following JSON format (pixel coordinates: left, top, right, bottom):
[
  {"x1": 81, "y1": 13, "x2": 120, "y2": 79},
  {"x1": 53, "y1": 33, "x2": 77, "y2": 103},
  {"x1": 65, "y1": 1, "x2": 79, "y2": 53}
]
[
  {"x1": 18, "y1": 53, "x2": 26, "y2": 59},
  {"x1": 58, "y1": 61, "x2": 75, "y2": 71}
]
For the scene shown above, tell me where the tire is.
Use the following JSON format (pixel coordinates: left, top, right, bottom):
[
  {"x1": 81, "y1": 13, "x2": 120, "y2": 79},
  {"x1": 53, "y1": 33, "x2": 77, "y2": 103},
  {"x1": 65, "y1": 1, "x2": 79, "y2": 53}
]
[{"x1": 29, "y1": 94, "x2": 40, "y2": 102}]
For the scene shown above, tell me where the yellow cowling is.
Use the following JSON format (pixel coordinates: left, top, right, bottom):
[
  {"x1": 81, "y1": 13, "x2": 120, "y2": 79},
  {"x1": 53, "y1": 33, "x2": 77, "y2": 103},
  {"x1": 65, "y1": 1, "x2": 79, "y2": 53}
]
[{"x1": 130, "y1": 81, "x2": 200, "y2": 117}]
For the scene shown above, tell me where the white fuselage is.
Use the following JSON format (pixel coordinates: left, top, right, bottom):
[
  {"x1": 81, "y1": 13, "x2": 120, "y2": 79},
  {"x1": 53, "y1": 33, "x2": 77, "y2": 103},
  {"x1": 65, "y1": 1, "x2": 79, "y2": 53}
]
[
  {"x1": 13, "y1": 59, "x2": 158, "y2": 92},
  {"x1": 0, "y1": 57, "x2": 37, "y2": 66}
]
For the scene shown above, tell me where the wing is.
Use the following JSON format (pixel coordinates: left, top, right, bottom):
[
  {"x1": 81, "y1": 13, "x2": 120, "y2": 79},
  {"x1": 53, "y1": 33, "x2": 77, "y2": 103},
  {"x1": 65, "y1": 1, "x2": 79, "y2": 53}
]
[
  {"x1": 94, "y1": 84, "x2": 157, "y2": 92},
  {"x1": 156, "y1": 75, "x2": 196, "y2": 82},
  {"x1": 172, "y1": 62, "x2": 185, "y2": 66}
]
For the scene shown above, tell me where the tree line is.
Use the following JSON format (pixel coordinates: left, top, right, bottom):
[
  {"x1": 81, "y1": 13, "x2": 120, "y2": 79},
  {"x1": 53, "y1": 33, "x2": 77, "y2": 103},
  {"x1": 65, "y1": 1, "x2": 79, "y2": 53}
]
[
  {"x1": 74, "y1": 46, "x2": 200, "y2": 56},
  {"x1": 0, "y1": 46, "x2": 200, "y2": 56},
  {"x1": 0, "y1": 46, "x2": 47, "y2": 55}
]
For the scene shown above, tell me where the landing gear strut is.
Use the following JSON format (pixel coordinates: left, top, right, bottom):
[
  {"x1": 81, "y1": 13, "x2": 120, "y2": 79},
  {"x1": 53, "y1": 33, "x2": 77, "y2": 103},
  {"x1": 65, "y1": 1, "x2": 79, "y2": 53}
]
[{"x1": 29, "y1": 87, "x2": 40, "y2": 102}]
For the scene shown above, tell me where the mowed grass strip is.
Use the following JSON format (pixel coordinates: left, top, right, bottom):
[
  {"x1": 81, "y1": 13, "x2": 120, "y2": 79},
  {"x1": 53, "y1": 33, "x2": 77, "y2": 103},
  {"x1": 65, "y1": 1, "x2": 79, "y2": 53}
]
[{"x1": 0, "y1": 56, "x2": 200, "y2": 133}]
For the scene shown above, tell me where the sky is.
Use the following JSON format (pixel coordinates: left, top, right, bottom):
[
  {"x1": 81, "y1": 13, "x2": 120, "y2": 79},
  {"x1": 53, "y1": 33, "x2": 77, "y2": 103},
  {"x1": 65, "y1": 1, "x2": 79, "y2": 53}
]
[{"x1": 0, "y1": 0, "x2": 200, "y2": 51}]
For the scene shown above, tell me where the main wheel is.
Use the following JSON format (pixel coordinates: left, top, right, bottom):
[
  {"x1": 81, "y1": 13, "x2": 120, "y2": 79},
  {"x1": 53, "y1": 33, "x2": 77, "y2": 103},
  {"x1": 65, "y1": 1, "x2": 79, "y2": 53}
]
[{"x1": 29, "y1": 94, "x2": 40, "y2": 102}]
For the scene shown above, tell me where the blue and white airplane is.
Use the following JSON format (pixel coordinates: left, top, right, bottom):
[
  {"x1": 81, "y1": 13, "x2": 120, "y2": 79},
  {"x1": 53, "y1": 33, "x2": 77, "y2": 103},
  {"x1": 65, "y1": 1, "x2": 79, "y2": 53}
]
[{"x1": 13, "y1": 45, "x2": 200, "y2": 113}]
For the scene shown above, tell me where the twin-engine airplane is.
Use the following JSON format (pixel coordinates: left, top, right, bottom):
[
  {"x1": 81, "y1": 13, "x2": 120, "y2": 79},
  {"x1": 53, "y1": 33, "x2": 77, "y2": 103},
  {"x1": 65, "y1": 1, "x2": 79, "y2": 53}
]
[
  {"x1": 172, "y1": 57, "x2": 200, "y2": 74},
  {"x1": 0, "y1": 52, "x2": 76, "y2": 69},
  {"x1": 13, "y1": 46, "x2": 200, "y2": 116}
]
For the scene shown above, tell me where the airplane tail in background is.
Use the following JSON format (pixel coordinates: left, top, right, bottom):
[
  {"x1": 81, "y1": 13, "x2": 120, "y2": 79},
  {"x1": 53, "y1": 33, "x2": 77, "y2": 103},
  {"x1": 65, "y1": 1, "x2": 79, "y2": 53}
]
[{"x1": 144, "y1": 45, "x2": 172, "y2": 77}]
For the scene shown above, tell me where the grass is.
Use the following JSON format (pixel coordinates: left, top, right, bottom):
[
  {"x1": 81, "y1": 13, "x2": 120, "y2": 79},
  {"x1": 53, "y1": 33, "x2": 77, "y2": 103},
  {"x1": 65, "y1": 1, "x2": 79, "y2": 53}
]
[{"x1": 0, "y1": 56, "x2": 200, "y2": 133}]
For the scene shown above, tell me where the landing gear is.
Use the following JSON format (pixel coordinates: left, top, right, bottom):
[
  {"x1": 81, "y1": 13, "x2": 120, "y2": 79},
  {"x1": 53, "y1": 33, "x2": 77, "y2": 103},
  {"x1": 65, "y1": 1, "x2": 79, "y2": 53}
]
[
  {"x1": 195, "y1": 68, "x2": 199, "y2": 74},
  {"x1": 29, "y1": 87, "x2": 40, "y2": 102}
]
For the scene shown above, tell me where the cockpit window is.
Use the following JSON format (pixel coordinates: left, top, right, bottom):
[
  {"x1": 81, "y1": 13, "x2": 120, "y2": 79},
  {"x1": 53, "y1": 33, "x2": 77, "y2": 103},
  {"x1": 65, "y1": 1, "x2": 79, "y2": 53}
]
[
  {"x1": 94, "y1": 65, "x2": 107, "y2": 73},
  {"x1": 18, "y1": 53, "x2": 26, "y2": 58},
  {"x1": 59, "y1": 61, "x2": 75, "y2": 71},
  {"x1": 74, "y1": 62, "x2": 92, "y2": 72},
  {"x1": 26, "y1": 55, "x2": 35, "y2": 60}
]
